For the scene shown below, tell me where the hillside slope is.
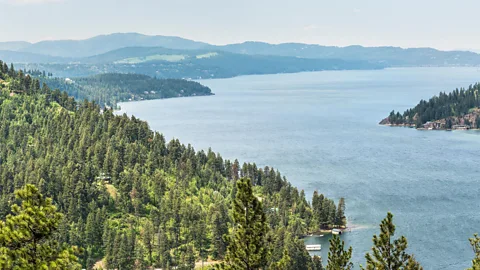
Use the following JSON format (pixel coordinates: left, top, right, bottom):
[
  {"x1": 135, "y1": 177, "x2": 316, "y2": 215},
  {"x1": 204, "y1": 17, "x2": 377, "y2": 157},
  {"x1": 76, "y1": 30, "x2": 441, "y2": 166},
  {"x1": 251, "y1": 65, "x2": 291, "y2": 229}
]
[
  {"x1": 219, "y1": 42, "x2": 480, "y2": 66},
  {"x1": 0, "y1": 60, "x2": 344, "y2": 269},
  {"x1": 40, "y1": 73, "x2": 213, "y2": 108},
  {"x1": 15, "y1": 46, "x2": 383, "y2": 79}
]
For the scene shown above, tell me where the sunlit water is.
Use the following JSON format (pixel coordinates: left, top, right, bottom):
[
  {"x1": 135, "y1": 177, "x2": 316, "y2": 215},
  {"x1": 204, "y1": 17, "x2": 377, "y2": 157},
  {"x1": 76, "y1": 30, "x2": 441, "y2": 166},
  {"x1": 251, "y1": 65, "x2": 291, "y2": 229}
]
[{"x1": 118, "y1": 68, "x2": 480, "y2": 269}]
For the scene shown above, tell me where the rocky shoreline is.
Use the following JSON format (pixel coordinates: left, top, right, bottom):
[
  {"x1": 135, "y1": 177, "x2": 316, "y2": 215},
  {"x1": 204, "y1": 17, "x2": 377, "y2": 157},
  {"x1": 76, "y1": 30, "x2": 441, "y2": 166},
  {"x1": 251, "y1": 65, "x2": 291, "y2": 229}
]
[{"x1": 380, "y1": 108, "x2": 480, "y2": 131}]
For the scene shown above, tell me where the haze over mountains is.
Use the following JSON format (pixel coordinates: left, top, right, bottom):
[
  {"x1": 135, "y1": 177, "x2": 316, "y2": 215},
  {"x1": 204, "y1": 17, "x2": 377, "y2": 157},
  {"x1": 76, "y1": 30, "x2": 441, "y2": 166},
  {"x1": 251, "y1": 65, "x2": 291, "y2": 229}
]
[
  {"x1": 3, "y1": 32, "x2": 480, "y2": 64},
  {"x1": 5, "y1": 33, "x2": 210, "y2": 58},
  {"x1": 2, "y1": 32, "x2": 480, "y2": 79}
]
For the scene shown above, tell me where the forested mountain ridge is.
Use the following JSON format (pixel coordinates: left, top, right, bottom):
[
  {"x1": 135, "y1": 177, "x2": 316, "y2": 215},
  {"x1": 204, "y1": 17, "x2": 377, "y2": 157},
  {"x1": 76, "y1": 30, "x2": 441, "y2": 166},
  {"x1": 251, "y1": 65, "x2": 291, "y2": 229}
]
[
  {"x1": 37, "y1": 73, "x2": 213, "y2": 108},
  {"x1": 3, "y1": 32, "x2": 480, "y2": 67},
  {"x1": 380, "y1": 83, "x2": 480, "y2": 130},
  {"x1": 0, "y1": 60, "x2": 346, "y2": 269},
  {"x1": 219, "y1": 42, "x2": 480, "y2": 67},
  {"x1": 13, "y1": 46, "x2": 382, "y2": 79}
]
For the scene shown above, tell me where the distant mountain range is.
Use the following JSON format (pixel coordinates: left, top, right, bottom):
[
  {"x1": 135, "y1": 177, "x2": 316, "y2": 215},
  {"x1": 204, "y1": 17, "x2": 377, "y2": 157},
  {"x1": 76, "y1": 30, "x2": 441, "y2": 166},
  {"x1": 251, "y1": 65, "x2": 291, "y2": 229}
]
[
  {"x1": 14, "y1": 46, "x2": 381, "y2": 79},
  {"x1": 219, "y1": 42, "x2": 480, "y2": 66},
  {"x1": 2, "y1": 33, "x2": 480, "y2": 79},
  {"x1": 3, "y1": 33, "x2": 209, "y2": 58},
  {"x1": 2, "y1": 33, "x2": 480, "y2": 67}
]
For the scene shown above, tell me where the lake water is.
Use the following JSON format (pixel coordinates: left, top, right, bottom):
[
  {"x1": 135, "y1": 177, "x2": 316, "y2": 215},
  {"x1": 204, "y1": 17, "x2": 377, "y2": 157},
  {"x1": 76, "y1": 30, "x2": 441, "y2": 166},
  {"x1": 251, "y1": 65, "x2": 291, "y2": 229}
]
[{"x1": 118, "y1": 68, "x2": 480, "y2": 269}]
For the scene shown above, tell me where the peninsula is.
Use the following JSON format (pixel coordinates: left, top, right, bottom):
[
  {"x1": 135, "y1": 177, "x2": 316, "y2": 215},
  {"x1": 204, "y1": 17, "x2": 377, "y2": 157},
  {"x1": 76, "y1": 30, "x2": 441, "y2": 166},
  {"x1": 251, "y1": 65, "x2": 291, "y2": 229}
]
[{"x1": 380, "y1": 83, "x2": 480, "y2": 130}]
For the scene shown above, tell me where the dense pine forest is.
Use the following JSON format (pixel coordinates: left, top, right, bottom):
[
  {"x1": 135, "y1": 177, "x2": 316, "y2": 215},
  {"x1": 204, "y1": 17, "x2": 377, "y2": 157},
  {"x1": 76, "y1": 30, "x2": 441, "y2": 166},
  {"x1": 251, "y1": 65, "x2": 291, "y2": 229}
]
[
  {"x1": 35, "y1": 72, "x2": 213, "y2": 108},
  {"x1": 382, "y1": 83, "x2": 480, "y2": 129},
  {"x1": 0, "y1": 61, "x2": 346, "y2": 269},
  {"x1": 1, "y1": 60, "x2": 479, "y2": 269}
]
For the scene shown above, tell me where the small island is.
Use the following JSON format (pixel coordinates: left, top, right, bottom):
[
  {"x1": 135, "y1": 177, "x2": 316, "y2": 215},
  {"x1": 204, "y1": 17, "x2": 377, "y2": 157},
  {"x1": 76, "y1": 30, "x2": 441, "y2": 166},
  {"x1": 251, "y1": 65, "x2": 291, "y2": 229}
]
[{"x1": 380, "y1": 83, "x2": 480, "y2": 130}]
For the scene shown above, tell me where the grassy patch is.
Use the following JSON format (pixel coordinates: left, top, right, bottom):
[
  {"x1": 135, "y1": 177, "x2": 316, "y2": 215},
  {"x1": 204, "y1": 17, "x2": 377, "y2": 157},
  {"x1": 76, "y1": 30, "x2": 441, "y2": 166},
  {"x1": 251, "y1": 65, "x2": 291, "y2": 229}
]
[
  {"x1": 115, "y1": 54, "x2": 187, "y2": 64},
  {"x1": 196, "y1": 52, "x2": 219, "y2": 59},
  {"x1": 105, "y1": 184, "x2": 118, "y2": 200}
]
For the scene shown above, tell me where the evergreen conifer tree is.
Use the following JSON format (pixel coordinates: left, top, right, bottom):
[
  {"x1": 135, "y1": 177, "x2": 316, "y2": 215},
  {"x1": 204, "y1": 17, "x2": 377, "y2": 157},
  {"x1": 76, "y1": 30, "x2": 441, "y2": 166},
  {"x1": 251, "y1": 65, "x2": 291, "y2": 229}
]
[
  {"x1": 0, "y1": 185, "x2": 81, "y2": 270},
  {"x1": 221, "y1": 178, "x2": 268, "y2": 270},
  {"x1": 469, "y1": 234, "x2": 480, "y2": 270},
  {"x1": 312, "y1": 255, "x2": 324, "y2": 270},
  {"x1": 361, "y1": 212, "x2": 422, "y2": 270},
  {"x1": 327, "y1": 235, "x2": 353, "y2": 270}
]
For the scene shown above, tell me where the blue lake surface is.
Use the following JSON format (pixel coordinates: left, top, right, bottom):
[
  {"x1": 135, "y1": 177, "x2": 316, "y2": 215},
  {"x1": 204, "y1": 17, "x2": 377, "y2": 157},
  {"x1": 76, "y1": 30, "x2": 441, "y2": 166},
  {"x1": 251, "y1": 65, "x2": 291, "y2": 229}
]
[{"x1": 119, "y1": 68, "x2": 480, "y2": 269}]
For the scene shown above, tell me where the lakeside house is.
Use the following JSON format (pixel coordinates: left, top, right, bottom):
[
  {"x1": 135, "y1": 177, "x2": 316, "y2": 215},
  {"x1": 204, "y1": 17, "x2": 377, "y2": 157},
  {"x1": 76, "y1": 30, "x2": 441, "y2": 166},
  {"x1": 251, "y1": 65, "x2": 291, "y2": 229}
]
[{"x1": 423, "y1": 121, "x2": 442, "y2": 130}]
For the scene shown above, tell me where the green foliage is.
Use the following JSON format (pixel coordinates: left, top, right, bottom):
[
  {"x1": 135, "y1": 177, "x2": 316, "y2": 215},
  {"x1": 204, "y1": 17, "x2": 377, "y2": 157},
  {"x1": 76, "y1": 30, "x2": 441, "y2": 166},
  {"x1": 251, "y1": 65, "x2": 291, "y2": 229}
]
[
  {"x1": 39, "y1": 73, "x2": 213, "y2": 108},
  {"x1": 0, "y1": 185, "x2": 81, "y2": 270},
  {"x1": 361, "y1": 212, "x2": 422, "y2": 270},
  {"x1": 222, "y1": 178, "x2": 268, "y2": 270},
  {"x1": 312, "y1": 191, "x2": 344, "y2": 229},
  {"x1": 1, "y1": 61, "x2": 339, "y2": 269},
  {"x1": 312, "y1": 255, "x2": 324, "y2": 270},
  {"x1": 327, "y1": 235, "x2": 353, "y2": 270},
  {"x1": 387, "y1": 83, "x2": 480, "y2": 126},
  {"x1": 469, "y1": 234, "x2": 480, "y2": 270}
]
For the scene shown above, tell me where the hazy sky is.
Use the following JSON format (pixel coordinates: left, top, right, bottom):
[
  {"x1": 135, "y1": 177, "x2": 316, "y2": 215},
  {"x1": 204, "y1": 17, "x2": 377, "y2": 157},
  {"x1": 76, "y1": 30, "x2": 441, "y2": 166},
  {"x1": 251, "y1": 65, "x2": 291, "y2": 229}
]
[{"x1": 1, "y1": 0, "x2": 480, "y2": 50}]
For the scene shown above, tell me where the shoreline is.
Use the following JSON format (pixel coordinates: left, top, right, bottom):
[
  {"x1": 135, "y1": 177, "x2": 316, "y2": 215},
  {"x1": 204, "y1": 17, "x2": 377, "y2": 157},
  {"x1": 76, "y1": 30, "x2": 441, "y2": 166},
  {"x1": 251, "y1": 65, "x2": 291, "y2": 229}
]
[
  {"x1": 301, "y1": 224, "x2": 372, "y2": 238},
  {"x1": 113, "y1": 93, "x2": 214, "y2": 111},
  {"x1": 379, "y1": 123, "x2": 480, "y2": 131}
]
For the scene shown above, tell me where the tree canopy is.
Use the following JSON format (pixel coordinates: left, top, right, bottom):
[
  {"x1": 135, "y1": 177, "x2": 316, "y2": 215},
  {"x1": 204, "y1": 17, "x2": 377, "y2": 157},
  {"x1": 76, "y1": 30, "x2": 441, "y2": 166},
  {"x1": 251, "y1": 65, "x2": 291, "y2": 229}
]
[
  {"x1": 384, "y1": 83, "x2": 480, "y2": 128},
  {"x1": 38, "y1": 73, "x2": 213, "y2": 108},
  {"x1": 0, "y1": 185, "x2": 81, "y2": 270},
  {"x1": 362, "y1": 212, "x2": 422, "y2": 270},
  {"x1": 0, "y1": 60, "x2": 342, "y2": 269}
]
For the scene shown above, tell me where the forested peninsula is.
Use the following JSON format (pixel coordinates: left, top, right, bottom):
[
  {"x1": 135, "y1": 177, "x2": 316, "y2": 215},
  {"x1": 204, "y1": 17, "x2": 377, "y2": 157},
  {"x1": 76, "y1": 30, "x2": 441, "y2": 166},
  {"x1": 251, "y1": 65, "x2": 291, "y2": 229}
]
[
  {"x1": 380, "y1": 83, "x2": 480, "y2": 130},
  {"x1": 33, "y1": 72, "x2": 213, "y2": 108}
]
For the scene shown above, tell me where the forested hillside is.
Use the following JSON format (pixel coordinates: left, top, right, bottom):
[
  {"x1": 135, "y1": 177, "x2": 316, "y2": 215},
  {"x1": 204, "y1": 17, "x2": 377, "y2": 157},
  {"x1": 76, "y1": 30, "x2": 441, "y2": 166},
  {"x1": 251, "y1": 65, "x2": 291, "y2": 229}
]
[
  {"x1": 381, "y1": 83, "x2": 480, "y2": 129},
  {"x1": 14, "y1": 47, "x2": 382, "y2": 79},
  {"x1": 0, "y1": 61, "x2": 345, "y2": 269},
  {"x1": 2, "y1": 60, "x2": 479, "y2": 270},
  {"x1": 38, "y1": 73, "x2": 213, "y2": 108}
]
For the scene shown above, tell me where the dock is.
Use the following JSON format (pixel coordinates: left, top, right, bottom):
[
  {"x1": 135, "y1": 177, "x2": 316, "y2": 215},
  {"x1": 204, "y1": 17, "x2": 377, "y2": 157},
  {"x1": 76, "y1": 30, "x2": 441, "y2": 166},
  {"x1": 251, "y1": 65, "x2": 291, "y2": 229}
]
[{"x1": 305, "y1": 244, "x2": 321, "y2": 251}]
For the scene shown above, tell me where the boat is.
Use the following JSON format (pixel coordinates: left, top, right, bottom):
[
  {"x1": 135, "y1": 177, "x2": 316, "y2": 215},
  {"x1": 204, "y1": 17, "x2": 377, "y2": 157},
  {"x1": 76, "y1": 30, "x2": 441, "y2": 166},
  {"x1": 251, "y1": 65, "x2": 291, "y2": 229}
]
[
  {"x1": 305, "y1": 244, "x2": 321, "y2": 251},
  {"x1": 332, "y1": 229, "x2": 342, "y2": 235}
]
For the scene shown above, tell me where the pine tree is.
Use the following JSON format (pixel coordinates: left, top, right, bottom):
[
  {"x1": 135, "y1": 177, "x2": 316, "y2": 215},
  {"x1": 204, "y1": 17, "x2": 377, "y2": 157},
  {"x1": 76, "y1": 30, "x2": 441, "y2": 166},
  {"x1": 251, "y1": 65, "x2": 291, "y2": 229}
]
[
  {"x1": 221, "y1": 178, "x2": 268, "y2": 270},
  {"x1": 312, "y1": 255, "x2": 324, "y2": 270},
  {"x1": 361, "y1": 212, "x2": 422, "y2": 270},
  {"x1": 336, "y1": 198, "x2": 346, "y2": 226},
  {"x1": 284, "y1": 234, "x2": 314, "y2": 270},
  {"x1": 327, "y1": 235, "x2": 353, "y2": 270},
  {"x1": 117, "y1": 232, "x2": 134, "y2": 270},
  {"x1": 273, "y1": 250, "x2": 291, "y2": 270},
  {"x1": 209, "y1": 202, "x2": 229, "y2": 259},
  {"x1": 469, "y1": 234, "x2": 480, "y2": 270},
  {"x1": 141, "y1": 220, "x2": 155, "y2": 266},
  {"x1": 0, "y1": 184, "x2": 81, "y2": 270}
]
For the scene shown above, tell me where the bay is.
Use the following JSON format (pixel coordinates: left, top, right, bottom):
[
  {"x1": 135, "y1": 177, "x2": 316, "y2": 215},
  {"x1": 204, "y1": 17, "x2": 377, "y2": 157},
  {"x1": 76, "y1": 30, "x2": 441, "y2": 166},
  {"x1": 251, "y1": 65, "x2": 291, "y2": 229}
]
[{"x1": 118, "y1": 67, "x2": 480, "y2": 269}]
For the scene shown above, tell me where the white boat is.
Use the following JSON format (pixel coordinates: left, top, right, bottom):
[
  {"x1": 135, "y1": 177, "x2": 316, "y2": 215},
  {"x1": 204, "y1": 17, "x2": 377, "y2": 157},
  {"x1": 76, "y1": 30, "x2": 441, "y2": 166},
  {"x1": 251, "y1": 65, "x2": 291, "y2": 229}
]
[
  {"x1": 305, "y1": 244, "x2": 321, "y2": 251},
  {"x1": 332, "y1": 229, "x2": 342, "y2": 235}
]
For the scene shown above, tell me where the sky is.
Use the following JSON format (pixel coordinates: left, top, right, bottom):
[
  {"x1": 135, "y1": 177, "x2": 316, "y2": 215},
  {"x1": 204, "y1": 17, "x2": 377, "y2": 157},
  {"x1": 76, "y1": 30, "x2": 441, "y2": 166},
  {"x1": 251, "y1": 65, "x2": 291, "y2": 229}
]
[{"x1": 1, "y1": 0, "x2": 480, "y2": 50}]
